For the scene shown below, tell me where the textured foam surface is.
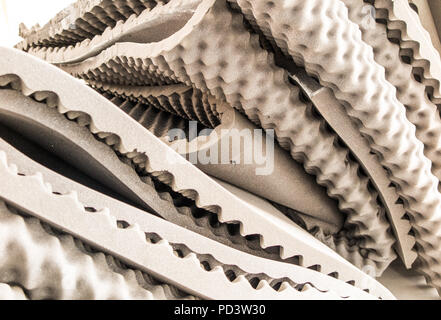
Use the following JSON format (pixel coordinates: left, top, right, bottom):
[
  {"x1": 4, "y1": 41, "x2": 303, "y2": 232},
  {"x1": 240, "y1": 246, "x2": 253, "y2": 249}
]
[
  {"x1": 11, "y1": 0, "x2": 441, "y2": 298},
  {"x1": 227, "y1": 0, "x2": 441, "y2": 292},
  {"x1": 374, "y1": 0, "x2": 441, "y2": 105},
  {"x1": 343, "y1": 0, "x2": 441, "y2": 182},
  {"x1": 18, "y1": 0, "x2": 169, "y2": 49},
  {"x1": 0, "y1": 148, "x2": 385, "y2": 299},
  {"x1": 0, "y1": 46, "x2": 395, "y2": 296},
  {"x1": 93, "y1": 81, "x2": 220, "y2": 128},
  {"x1": 30, "y1": 0, "x2": 397, "y2": 274},
  {"x1": 0, "y1": 136, "x2": 380, "y2": 300},
  {"x1": 0, "y1": 201, "x2": 188, "y2": 300}
]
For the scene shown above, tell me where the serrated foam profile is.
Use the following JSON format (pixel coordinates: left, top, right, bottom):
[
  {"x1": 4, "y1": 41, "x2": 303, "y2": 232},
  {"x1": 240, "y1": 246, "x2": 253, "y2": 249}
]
[
  {"x1": 0, "y1": 148, "x2": 389, "y2": 299},
  {"x1": 373, "y1": 0, "x2": 441, "y2": 105},
  {"x1": 30, "y1": 0, "x2": 397, "y2": 274},
  {"x1": 0, "y1": 135, "x2": 385, "y2": 300},
  {"x1": 0, "y1": 201, "x2": 188, "y2": 300},
  {"x1": 227, "y1": 0, "x2": 441, "y2": 293},
  {"x1": 17, "y1": 0, "x2": 171, "y2": 49},
  {"x1": 0, "y1": 46, "x2": 395, "y2": 295}
]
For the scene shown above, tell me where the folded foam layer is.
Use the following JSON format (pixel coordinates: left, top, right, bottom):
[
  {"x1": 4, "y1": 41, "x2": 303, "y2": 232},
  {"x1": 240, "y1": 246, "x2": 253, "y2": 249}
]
[
  {"x1": 18, "y1": 0, "x2": 170, "y2": 49},
  {"x1": 290, "y1": 67, "x2": 415, "y2": 267},
  {"x1": 0, "y1": 201, "x2": 185, "y2": 300},
  {"x1": 228, "y1": 0, "x2": 441, "y2": 292},
  {"x1": 0, "y1": 149, "x2": 385, "y2": 299},
  {"x1": 0, "y1": 46, "x2": 393, "y2": 295},
  {"x1": 13, "y1": 0, "x2": 441, "y2": 298},
  {"x1": 93, "y1": 82, "x2": 220, "y2": 128},
  {"x1": 374, "y1": 0, "x2": 441, "y2": 105},
  {"x1": 0, "y1": 136, "x2": 382, "y2": 299},
  {"x1": 28, "y1": 0, "x2": 396, "y2": 273}
]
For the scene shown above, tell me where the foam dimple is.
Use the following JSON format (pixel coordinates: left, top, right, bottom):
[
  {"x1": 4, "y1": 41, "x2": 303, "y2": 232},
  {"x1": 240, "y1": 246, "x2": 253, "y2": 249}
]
[
  {"x1": 0, "y1": 51, "x2": 395, "y2": 297},
  {"x1": 227, "y1": 0, "x2": 441, "y2": 292},
  {"x1": 17, "y1": 0, "x2": 169, "y2": 49},
  {"x1": 0, "y1": 154, "x2": 375, "y2": 299},
  {"x1": 343, "y1": 0, "x2": 441, "y2": 180},
  {"x1": 0, "y1": 201, "x2": 186, "y2": 300},
  {"x1": 91, "y1": 81, "x2": 220, "y2": 128},
  {"x1": 373, "y1": 0, "x2": 441, "y2": 105},
  {"x1": 0, "y1": 135, "x2": 384, "y2": 300},
  {"x1": 43, "y1": 0, "x2": 397, "y2": 274}
]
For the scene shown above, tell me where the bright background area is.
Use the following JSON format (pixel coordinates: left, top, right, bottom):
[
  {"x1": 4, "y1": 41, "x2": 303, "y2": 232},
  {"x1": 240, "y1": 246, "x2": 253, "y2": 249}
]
[{"x1": 0, "y1": 0, "x2": 76, "y2": 47}]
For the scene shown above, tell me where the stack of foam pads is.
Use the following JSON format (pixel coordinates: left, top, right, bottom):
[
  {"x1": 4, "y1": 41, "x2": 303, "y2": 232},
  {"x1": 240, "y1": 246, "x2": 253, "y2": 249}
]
[{"x1": 1, "y1": 0, "x2": 441, "y2": 300}]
